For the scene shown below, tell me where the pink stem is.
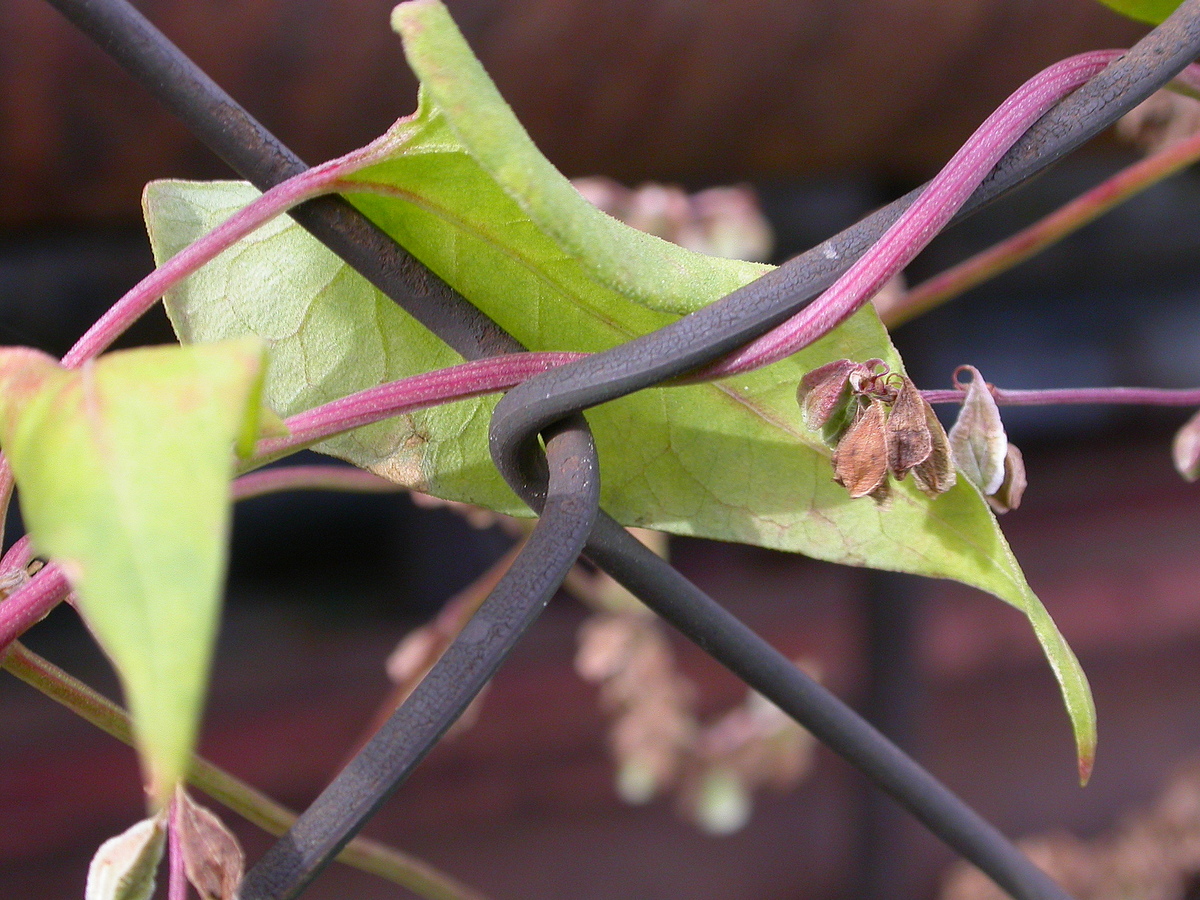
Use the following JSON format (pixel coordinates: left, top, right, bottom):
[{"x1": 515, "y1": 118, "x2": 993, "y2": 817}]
[
  {"x1": 168, "y1": 793, "x2": 187, "y2": 900},
  {"x1": 0, "y1": 152, "x2": 391, "y2": 535},
  {"x1": 0, "y1": 563, "x2": 71, "y2": 654},
  {"x1": 0, "y1": 535, "x2": 33, "y2": 574},
  {"x1": 60, "y1": 172, "x2": 361, "y2": 370},
  {"x1": 253, "y1": 351, "x2": 584, "y2": 460},
  {"x1": 232, "y1": 465, "x2": 406, "y2": 500},
  {"x1": 697, "y1": 51, "x2": 1124, "y2": 379},
  {"x1": 923, "y1": 385, "x2": 1200, "y2": 407},
  {"x1": 885, "y1": 94, "x2": 1200, "y2": 325}
]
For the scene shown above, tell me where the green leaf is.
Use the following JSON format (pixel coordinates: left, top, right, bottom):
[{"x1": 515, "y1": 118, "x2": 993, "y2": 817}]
[
  {"x1": 1093, "y1": 0, "x2": 1181, "y2": 23},
  {"x1": 0, "y1": 340, "x2": 267, "y2": 806},
  {"x1": 142, "y1": 0, "x2": 1093, "y2": 776}
]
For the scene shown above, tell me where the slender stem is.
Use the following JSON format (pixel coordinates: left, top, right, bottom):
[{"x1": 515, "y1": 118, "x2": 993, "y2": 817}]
[
  {"x1": 0, "y1": 564, "x2": 72, "y2": 654},
  {"x1": 922, "y1": 385, "x2": 1200, "y2": 406},
  {"x1": 232, "y1": 466, "x2": 405, "y2": 501},
  {"x1": 0, "y1": 642, "x2": 490, "y2": 900},
  {"x1": 250, "y1": 352, "x2": 584, "y2": 464},
  {"x1": 885, "y1": 127, "x2": 1200, "y2": 326},
  {"x1": 1, "y1": 535, "x2": 33, "y2": 573},
  {"x1": 690, "y1": 52, "x2": 1121, "y2": 380},
  {"x1": 61, "y1": 172, "x2": 361, "y2": 370},
  {"x1": 168, "y1": 797, "x2": 187, "y2": 900}
]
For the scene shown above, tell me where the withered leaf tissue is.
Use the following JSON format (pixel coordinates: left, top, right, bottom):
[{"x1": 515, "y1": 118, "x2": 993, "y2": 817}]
[{"x1": 799, "y1": 360, "x2": 955, "y2": 503}]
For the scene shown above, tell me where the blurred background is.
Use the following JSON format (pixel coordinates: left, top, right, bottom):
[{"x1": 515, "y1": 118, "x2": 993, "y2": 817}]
[{"x1": 4, "y1": 0, "x2": 1200, "y2": 898}]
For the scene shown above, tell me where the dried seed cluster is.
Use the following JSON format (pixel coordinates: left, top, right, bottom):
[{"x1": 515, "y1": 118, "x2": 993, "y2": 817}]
[{"x1": 798, "y1": 359, "x2": 955, "y2": 502}]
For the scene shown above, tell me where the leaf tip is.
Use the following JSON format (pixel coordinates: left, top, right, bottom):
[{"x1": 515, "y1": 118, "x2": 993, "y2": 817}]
[
  {"x1": 390, "y1": 0, "x2": 440, "y2": 35},
  {"x1": 1078, "y1": 749, "x2": 1095, "y2": 787}
]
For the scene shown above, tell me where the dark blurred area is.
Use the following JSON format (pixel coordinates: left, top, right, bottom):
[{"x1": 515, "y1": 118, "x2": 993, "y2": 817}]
[{"x1": 5, "y1": 1, "x2": 1200, "y2": 898}]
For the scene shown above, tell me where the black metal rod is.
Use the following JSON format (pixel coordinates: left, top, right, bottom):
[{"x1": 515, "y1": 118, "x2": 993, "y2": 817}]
[
  {"x1": 584, "y1": 515, "x2": 1072, "y2": 900},
  {"x1": 238, "y1": 417, "x2": 599, "y2": 899}
]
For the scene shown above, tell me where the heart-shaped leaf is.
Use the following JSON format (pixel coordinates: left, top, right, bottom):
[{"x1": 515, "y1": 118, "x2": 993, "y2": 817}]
[
  {"x1": 143, "y1": 0, "x2": 1093, "y2": 777},
  {"x1": 0, "y1": 340, "x2": 266, "y2": 806}
]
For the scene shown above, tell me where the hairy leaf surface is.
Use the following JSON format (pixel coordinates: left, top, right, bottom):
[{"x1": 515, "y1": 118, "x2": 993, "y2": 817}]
[
  {"x1": 143, "y1": 0, "x2": 1093, "y2": 773},
  {"x1": 0, "y1": 341, "x2": 266, "y2": 805}
]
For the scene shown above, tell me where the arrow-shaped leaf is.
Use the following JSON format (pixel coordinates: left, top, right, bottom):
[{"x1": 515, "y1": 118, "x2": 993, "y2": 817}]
[
  {"x1": 0, "y1": 340, "x2": 266, "y2": 806},
  {"x1": 143, "y1": 0, "x2": 1093, "y2": 777}
]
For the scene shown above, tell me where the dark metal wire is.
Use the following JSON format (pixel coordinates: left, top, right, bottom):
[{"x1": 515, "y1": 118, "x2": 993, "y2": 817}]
[
  {"x1": 240, "y1": 417, "x2": 599, "y2": 899},
  {"x1": 41, "y1": 0, "x2": 1200, "y2": 898}
]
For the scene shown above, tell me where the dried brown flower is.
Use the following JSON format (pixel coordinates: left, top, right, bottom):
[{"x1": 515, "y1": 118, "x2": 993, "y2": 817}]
[
  {"x1": 802, "y1": 359, "x2": 956, "y2": 502},
  {"x1": 833, "y1": 399, "x2": 891, "y2": 500},
  {"x1": 887, "y1": 377, "x2": 934, "y2": 479},
  {"x1": 172, "y1": 788, "x2": 244, "y2": 900},
  {"x1": 912, "y1": 398, "x2": 958, "y2": 496}
]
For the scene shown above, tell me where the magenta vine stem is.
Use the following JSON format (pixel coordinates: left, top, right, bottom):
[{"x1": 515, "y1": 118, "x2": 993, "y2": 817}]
[
  {"x1": 692, "y1": 51, "x2": 1121, "y2": 379},
  {"x1": 232, "y1": 466, "x2": 406, "y2": 500},
  {"x1": 168, "y1": 797, "x2": 186, "y2": 900},
  {"x1": 923, "y1": 385, "x2": 1200, "y2": 407},
  {"x1": 690, "y1": 55, "x2": 1200, "y2": 380},
  {"x1": 0, "y1": 563, "x2": 72, "y2": 655},
  {"x1": 61, "y1": 174, "x2": 370, "y2": 369},
  {"x1": 250, "y1": 351, "x2": 585, "y2": 463},
  {"x1": 884, "y1": 116, "x2": 1200, "y2": 327}
]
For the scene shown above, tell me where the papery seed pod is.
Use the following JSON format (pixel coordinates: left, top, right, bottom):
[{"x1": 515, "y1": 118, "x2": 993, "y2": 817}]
[
  {"x1": 833, "y1": 399, "x2": 890, "y2": 500},
  {"x1": 911, "y1": 398, "x2": 957, "y2": 497},
  {"x1": 887, "y1": 377, "x2": 934, "y2": 479},
  {"x1": 1172, "y1": 408, "x2": 1200, "y2": 481},
  {"x1": 797, "y1": 359, "x2": 858, "y2": 433},
  {"x1": 85, "y1": 814, "x2": 166, "y2": 900},
  {"x1": 173, "y1": 788, "x2": 244, "y2": 900},
  {"x1": 987, "y1": 443, "x2": 1027, "y2": 514},
  {"x1": 948, "y1": 366, "x2": 1008, "y2": 496}
]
